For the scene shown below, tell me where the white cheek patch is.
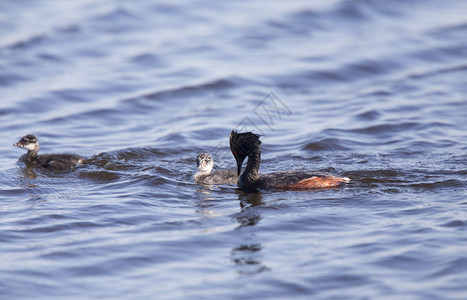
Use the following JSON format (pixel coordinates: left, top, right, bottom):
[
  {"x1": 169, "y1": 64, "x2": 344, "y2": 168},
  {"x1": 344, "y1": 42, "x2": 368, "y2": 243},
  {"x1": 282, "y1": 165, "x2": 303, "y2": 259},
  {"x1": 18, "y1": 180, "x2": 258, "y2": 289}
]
[
  {"x1": 198, "y1": 162, "x2": 213, "y2": 173},
  {"x1": 23, "y1": 144, "x2": 36, "y2": 151},
  {"x1": 204, "y1": 160, "x2": 214, "y2": 173}
]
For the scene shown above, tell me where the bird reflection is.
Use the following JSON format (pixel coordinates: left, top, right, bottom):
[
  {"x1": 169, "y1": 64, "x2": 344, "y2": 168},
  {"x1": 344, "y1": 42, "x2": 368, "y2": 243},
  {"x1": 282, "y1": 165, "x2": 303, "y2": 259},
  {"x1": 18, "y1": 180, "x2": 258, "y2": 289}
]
[
  {"x1": 192, "y1": 185, "x2": 224, "y2": 218},
  {"x1": 236, "y1": 188, "x2": 264, "y2": 208},
  {"x1": 229, "y1": 188, "x2": 270, "y2": 275},
  {"x1": 19, "y1": 166, "x2": 38, "y2": 180},
  {"x1": 232, "y1": 189, "x2": 264, "y2": 228},
  {"x1": 231, "y1": 244, "x2": 270, "y2": 275}
]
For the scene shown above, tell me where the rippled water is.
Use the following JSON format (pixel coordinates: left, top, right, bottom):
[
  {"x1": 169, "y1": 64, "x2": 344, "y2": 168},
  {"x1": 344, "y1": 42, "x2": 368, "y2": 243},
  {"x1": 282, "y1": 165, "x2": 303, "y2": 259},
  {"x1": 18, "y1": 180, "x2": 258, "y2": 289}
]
[{"x1": 1, "y1": 0, "x2": 466, "y2": 299}]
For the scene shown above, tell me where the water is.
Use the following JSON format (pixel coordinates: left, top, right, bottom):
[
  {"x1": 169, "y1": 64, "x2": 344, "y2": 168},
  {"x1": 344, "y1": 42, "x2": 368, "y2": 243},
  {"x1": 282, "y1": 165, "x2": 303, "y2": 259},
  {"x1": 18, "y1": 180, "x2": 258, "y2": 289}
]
[{"x1": 1, "y1": 0, "x2": 466, "y2": 298}]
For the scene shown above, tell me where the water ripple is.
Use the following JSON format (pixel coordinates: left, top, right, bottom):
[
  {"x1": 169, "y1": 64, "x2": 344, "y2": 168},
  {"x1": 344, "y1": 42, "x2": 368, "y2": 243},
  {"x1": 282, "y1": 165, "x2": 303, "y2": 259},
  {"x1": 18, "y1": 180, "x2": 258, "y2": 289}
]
[{"x1": 1, "y1": 0, "x2": 467, "y2": 299}]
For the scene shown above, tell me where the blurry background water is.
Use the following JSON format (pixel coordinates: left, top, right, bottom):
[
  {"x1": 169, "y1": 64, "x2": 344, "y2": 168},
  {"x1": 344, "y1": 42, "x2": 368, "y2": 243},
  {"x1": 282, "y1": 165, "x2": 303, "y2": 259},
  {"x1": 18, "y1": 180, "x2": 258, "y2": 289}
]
[{"x1": 1, "y1": 0, "x2": 466, "y2": 299}]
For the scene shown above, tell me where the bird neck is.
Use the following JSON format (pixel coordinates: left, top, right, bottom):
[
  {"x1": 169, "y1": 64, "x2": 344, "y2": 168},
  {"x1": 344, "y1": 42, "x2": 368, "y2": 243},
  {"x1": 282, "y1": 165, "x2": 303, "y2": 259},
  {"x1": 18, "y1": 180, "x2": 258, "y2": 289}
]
[
  {"x1": 239, "y1": 147, "x2": 261, "y2": 186},
  {"x1": 26, "y1": 146, "x2": 39, "y2": 161}
]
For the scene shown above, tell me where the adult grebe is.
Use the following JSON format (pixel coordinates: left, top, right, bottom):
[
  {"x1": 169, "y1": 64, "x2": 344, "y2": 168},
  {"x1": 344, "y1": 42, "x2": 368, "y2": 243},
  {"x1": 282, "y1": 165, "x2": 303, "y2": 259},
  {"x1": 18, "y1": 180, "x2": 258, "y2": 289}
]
[
  {"x1": 194, "y1": 153, "x2": 238, "y2": 185},
  {"x1": 14, "y1": 134, "x2": 83, "y2": 170},
  {"x1": 229, "y1": 131, "x2": 350, "y2": 190}
]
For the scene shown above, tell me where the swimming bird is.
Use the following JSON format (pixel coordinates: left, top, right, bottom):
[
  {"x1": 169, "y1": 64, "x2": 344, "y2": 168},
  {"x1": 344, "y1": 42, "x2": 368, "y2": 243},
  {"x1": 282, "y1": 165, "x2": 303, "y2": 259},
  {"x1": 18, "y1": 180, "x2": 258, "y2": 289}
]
[
  {"x1": 229, "y1": 131, "x2": 349, "y2": 190},
  {"x1": 13, "y1": 134, "x2": 83, "y2": 170},
  {"x1": 194, "y1": 153, "x2": 238, "y2": 185}
]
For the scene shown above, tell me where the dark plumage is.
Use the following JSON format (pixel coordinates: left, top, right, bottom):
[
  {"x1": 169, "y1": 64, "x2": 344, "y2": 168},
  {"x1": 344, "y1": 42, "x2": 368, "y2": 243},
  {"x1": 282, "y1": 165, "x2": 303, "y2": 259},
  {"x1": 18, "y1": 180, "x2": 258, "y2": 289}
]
[
  {"x1": 229, "y1": 131, "x2": 350, "y2": 190},
  {"x1": 14, "y1": 134, "x2": 83, "y2": 170}
]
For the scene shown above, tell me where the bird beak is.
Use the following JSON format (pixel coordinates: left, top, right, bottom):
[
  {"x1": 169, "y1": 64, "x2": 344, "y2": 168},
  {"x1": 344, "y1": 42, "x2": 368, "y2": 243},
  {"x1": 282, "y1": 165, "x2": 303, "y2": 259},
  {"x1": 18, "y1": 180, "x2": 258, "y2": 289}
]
[
  {"x1": 13, "y1": 141, "x2": 24, "y2": 148},
  {"x1": 236, "y1": 158, "x2": 243, "y2": 176}
]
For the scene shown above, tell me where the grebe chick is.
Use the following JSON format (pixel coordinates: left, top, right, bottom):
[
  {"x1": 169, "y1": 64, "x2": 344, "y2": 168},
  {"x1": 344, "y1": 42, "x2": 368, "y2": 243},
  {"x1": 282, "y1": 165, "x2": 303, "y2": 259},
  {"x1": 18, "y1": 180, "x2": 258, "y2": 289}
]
[
  {"x1": 194, "y1": 153, "x2": 238, "y2": 185},
  {"x1": 230, "y1": 131, "x2": 350, "y2": 190},
  {"x1": 14, "y1": 134, "x2": 84, "y2": 170}
]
